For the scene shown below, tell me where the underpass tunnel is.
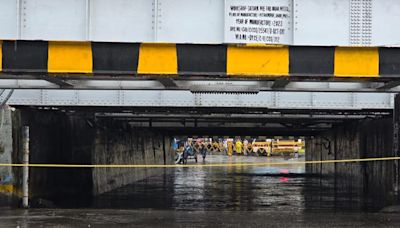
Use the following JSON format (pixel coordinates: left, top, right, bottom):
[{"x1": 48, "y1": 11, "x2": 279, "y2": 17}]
[
  {"x1": 1, "y1": 0, "x2": 400, "y2": 224},
  {"x1": 0, "y1": 105, "x2": 397, "y2": 212}
]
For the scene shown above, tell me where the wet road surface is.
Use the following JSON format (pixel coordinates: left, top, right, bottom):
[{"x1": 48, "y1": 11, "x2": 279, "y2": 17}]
[
  {"x1": 1, "y1": 155, "x2": 400, "y2": 227},
  {"x1": 1, "y1": 209, "x2": 400, "y2": 227},
  {"x1": 93, "y1": 155, "x2": 306, "y2": 211}
]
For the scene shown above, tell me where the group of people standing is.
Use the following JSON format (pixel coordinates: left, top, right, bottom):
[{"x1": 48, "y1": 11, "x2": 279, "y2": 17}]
[
  {"x1": 175, "y1": 138, "x2": 253, "y2": 156},
  {"x1": 174, "y1": 137, "x2": 264, "y2": 164},
  {"x1": 224, "y1": 138, "x2": 251, "y2": 156}
]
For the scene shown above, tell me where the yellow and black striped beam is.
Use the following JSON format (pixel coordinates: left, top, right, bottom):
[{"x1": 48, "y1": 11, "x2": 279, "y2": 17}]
[{"x1": 1, "y1": 40, "x2": 399, "y2": 78}]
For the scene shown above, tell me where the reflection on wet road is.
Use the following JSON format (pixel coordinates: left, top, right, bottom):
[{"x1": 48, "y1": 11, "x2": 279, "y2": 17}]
[
  {"x1": 92, "y1": 154, "x2": 390, "y2": 213},
  {"x1": 93, "y1": 155, "x2": 306, "y2": 211},
  {"x1": 1, "y1": 155, "x2": 399, "y2": 227}
]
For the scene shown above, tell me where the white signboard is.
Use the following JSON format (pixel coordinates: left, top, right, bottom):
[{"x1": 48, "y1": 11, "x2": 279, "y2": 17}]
[{"x1": 224, "y1": 0, "x2": 292, "y2": 44}]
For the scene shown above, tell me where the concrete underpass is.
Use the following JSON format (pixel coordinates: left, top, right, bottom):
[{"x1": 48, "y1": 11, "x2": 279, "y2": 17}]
[
  {"x1": 0, "y1": 99, "x2": 399, "y2": 226},
  {"x1": 3, "y1": 0, "x2": 400, "y2": 226}
]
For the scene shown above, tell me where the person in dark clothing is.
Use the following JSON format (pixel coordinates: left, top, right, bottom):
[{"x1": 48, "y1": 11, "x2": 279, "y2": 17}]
[{"x1": 199, "y1": 140, "x2": 207, "y2": 162}]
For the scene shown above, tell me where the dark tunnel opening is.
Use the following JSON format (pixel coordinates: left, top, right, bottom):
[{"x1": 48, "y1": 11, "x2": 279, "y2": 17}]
[{"x1": 2, "y1": 106, "x2": 398, "y2": 213}]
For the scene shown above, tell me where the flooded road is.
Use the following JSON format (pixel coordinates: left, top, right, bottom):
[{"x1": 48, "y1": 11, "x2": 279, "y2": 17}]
[
  {"x1": 93, "y1": 155, "x2": 306, "y2": 211},
  {"x1": 1, "y1": 155, "x2": 399, "y2": 227}
]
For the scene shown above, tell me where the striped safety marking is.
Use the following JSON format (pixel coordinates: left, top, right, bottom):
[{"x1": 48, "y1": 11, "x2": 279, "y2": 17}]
[
  {"x1": 177, "y1": 44, "x2": 226, "y2": 76},
  {"x1": 0, "y1": 41, "x2": 2, "y2": 72},
  {"x1": 2, "y1": 41, "x2": 48, "y2": 72},
  {"x1": 92, "y1": 42, "x2": 139, "y2": 74},
  {"x1": 227, "y1": 45, "x2": 289, "y2": 76},
  {"x1": 1, "y1": 40, "x2": 399, "y2": 78},
  {"x1": 48, "y1": 41, "x2": 92, "y2": 73},
  {"x1": 334, "y1": 47, "x2": 379, "y2": 77},
  {"x1": 289, "y1": 46, "x2": 334, "y2": 75},
  {"x1": 379, "y1": 47, "x2": 400, "y2": 76},
  {"x1": 138, "y1": 43, "x2": 177, "y2": 75}
]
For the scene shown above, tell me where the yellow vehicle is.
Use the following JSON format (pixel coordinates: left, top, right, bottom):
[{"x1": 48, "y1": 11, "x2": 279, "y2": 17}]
[
  {"x1": 250, "y1": 139, "x2": 305, "y2": 156},
  {"x1": 272, "y1": 139, "x2": 305, "y2": 155},
  {"x1": 251, "y1": 140, "x2": 272, "y2": 156}
]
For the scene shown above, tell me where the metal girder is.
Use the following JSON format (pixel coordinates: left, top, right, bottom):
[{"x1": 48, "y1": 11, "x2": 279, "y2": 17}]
[
  {"x1": 6, "y1": 89, "x2": 395, "y2": 110},
  {"x1": 1, "y1": 0, "x2": 400, "y2": 46},
  {"x1": 41, "y1": 76, "x2": 74, "y2": 88},
  {"x1": 377, "y1": 81, "x2": 400, "y2": 90},
  {"x1": 95, "y1": 113, "x2": 369, "y2": 120},
  {"x1": 271, "y1": 78, "x2": 290, "y2": 89},
  {"x1": 0, "y1": 89, "x2": 14, "y2": 106},
  {"x1": 157, "y1": 78, "x2": 178, "y2": 88},
  {"x1": 0, "y1": 78, "x2": 398, "y2": 92},
  {"x1": 134, "y1": 126, "x2": 324, "y2": 136}
]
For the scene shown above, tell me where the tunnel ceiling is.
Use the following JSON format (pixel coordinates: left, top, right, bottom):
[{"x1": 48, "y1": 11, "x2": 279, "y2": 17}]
[{"x1": 16, "y1": 106, "x2": 392, "y2": 136}]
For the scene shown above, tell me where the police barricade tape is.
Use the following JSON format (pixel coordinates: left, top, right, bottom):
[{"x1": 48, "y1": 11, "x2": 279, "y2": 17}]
[{"x1": 0, "y1": 156, "x2": 399, "y2": 168}]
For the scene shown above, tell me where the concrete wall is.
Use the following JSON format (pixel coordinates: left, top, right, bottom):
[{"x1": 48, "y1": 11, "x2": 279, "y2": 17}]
[
  {"x1": 306, "y1": 118, "x2": 395, "y2": 208},
  {"x1": 13, "y1": 109, "x2": 95, "y2": 205},
  {"x1": 10, "y1": 108, "x2": 174, "y2": 206},
  {"x1": 92, "y1": 120, "x2": 173, "y2": 195},
  {"x1": 0, "y1": 107, "x2": 15, "y2": 206}
]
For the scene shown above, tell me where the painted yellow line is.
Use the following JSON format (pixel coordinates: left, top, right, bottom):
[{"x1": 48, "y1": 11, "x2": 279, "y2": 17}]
[{"x1": 0, "y1": 157, "x2": 399, "y2": 168}]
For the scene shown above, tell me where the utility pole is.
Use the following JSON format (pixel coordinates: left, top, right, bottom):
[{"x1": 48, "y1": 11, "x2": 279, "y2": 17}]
[{"x1": 22, "y1": 126, "x2": 29, "y2": 208}]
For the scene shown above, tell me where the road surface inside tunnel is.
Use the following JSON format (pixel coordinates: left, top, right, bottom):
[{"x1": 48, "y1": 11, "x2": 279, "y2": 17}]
[
  {"x1": 88, "y1": 155, "x2": 383, "y2": 213},
  {"x1": 91, "y1": 155, "x2": 307, "y2": 211},
  {"x1": 1, "y1": 155, "x2": 400, "y2": 227}
]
